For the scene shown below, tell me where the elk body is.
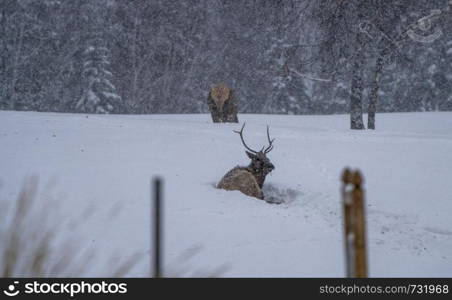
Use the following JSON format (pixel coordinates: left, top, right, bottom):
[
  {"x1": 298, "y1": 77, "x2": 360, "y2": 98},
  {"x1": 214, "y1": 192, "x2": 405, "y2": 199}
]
[
  {"x1": 207, "y1": 84, "x2": 238, "y2": 123},
  {"x1": 217, "y1": 124, "x2": 275, "y2": 200}
]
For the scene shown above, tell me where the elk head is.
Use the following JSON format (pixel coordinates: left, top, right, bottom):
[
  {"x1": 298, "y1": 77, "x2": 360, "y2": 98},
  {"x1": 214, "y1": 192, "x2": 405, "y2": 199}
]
[{"x1": 234, "y1": 123, "x2": 275, "y2": 188}]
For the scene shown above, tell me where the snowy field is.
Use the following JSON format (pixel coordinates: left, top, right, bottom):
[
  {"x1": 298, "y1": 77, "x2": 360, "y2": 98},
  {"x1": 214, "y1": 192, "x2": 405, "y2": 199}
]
[{"x1": 1, "y1": 111, "x2": 452, "y2": 277}]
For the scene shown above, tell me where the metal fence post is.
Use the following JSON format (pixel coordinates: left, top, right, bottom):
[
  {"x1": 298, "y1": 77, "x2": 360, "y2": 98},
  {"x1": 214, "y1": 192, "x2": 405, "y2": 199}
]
[{"x1": 152, "y1": 177, "x2": 163, "y2": 278}]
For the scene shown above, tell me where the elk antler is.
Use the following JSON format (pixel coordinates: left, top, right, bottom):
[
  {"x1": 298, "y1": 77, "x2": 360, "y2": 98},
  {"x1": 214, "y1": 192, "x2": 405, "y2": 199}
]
[
  {"x1": 234, "y1": 123, "x2": 259, "y2": 154},
  {"x1": 264, "y1": 125, "x2": 275, "y2": 154}
]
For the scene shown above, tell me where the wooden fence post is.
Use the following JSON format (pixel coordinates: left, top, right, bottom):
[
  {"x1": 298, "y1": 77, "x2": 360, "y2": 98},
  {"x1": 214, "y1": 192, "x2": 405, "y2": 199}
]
[
  {"x1": 341, "y1": 168, "x2": 367, "y2": 278},
  {"x1": 341, "y1": 168, "x2": 354, "y2": 277}
]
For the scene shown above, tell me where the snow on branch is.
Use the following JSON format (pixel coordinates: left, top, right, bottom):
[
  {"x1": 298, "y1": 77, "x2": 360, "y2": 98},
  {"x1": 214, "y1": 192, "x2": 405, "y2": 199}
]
[{"x1": 288, "y1": 68, "x2": 332, "y2": 82}]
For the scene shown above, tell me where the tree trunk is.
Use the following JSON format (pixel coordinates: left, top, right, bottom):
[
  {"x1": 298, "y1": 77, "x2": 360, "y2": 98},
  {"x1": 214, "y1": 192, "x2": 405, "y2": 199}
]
[
  {"x1": 368, "y1": 54, "x2": 384, "y2": 130},
  {"x1": 350, "y1": 35, "x2": 365, "y2": 130}
]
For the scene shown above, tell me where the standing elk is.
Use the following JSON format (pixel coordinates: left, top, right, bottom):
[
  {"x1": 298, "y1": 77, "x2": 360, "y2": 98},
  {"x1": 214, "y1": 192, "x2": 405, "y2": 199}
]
[
  {"x1": 217, "y1": 123, "x2": 275, "y2": 200},
  {"x1": 207, "y1": 84, "x2": 238, "y2": 123}
]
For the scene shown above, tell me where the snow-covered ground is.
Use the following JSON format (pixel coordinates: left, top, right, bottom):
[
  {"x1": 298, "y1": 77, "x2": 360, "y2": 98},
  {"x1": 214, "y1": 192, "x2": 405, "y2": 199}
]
[{"x1": 1, "y1": 111, "x2": 452, "y2": 277}]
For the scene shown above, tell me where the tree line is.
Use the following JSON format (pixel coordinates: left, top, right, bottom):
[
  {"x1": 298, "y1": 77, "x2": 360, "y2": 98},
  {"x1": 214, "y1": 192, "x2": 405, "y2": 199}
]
[{"x1": 1, "y1": 0, "x2": 451, "y2": 128}]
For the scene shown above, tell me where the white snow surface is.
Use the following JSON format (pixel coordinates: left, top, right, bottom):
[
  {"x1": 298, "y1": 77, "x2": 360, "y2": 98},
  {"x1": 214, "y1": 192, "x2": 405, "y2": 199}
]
[{"x1": 1, "y1": 111, "x2": 452, "y2": 277}]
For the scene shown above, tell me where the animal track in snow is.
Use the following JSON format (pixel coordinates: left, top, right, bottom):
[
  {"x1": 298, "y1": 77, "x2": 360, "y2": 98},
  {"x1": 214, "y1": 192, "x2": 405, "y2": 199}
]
[
  {"x1": 423, "y1": 226, "x2": 452, "y2": 236},
  {"x1": 368, "y1": 209, "x2": 452, "y2": 256}
]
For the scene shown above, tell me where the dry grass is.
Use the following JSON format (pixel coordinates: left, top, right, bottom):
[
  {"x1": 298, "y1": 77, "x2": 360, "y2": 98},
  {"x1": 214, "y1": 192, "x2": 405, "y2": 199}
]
[
  {"x1": 164, "y1": 246, "x2": 230, "y2": 277},
  {"x1": 0, "y1": 177, "x2": 140, "y2": 277},
  {"x1": 0, "y1": 177, "x2": 229, "y2": 277}
]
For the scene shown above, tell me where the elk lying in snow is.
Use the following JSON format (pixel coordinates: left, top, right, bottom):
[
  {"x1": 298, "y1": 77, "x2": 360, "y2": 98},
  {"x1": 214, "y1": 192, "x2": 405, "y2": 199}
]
[{"x1": 217, "y1": 123, "x2": 275, "y2": 199}]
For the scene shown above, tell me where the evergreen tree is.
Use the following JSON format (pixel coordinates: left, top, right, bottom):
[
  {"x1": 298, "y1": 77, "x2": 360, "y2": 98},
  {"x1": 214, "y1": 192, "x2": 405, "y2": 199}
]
[{"x1": 76, "y1": 39, "x2": 122, "y2": 114}]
